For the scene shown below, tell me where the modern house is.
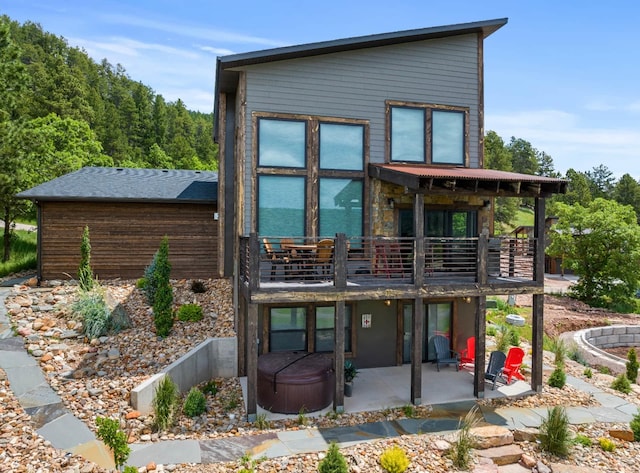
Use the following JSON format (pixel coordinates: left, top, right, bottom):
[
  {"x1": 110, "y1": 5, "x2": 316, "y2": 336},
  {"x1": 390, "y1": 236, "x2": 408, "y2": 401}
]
[
  {"x1": 17, "y1": 167, "x2": 219, "y2": 280},
  {"x1": 214, "y1": 18, "x2": 567, "y2": 419}
]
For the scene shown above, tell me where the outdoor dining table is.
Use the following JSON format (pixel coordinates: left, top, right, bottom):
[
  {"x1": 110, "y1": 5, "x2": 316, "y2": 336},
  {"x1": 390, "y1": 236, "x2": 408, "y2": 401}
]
[{"x1": 285, "y1": 244, "x2": 317, "y2": 279}]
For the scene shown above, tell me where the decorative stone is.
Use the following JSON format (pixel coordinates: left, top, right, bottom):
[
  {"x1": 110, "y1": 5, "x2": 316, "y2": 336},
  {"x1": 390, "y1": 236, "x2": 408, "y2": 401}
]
[
  {"x1": 475, "y1": 444, "x2": 523, "y2": 466},
  {"x1": 608, "y1": 428, "x2": 634, "y2": 441},
  {"x1": 126, "y1": 411, "x2": 142, "y2": 420},
  {"x1": 520, "y1": 453, "x2": 537, "y2": 468},
  {"x1": 470, "y1": 425, "x2": 514, "y2": 448},
  {"x1": 513, "y1": 427, "x2": 539, "y2": 442},
  {"x1": 533, "y1": 461, "x2": 552, "y2": 473}
]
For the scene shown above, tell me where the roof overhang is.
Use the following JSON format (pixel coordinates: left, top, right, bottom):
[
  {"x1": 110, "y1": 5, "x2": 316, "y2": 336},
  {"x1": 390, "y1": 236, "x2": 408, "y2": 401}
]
[
  {"x1": 369, "y1": 164, "x2": 568, "y2": 198},
  {"x1": 214, "y1": 18, "x2": 508, "y2": 141}
]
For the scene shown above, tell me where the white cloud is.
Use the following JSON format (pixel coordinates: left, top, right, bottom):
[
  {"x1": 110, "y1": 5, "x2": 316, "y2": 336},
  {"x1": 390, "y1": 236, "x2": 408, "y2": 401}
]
[
  {"x1": 102, "y1": 14, "x2": 288, "y2": 48},
  {"x1": 71, "y1": 36, "x2": 199, "y2": 59},
  {"x1": 486, "y1": 109, "x2": 640, "y2": 178},
  {"x1": 198, "y1": 45, "x2": 236, "y2": 56}
]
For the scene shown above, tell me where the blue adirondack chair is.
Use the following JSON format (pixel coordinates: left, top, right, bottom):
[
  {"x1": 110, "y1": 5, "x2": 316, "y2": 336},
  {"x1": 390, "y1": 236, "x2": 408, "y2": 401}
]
[
  {"x1": 432, "y1": 335, "x2": 459, "y2": 371},
  {"x1": 485, "y1": 350, "x2": 507, "y2": 390}
]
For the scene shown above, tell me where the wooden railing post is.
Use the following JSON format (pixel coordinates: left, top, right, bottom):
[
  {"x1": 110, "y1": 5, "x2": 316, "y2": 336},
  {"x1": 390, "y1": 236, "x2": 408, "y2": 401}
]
[
  {"x1": 477, "y1": 232, "x2": 488, "y2": 285},
  {"x1": 249, "y1": 232, "x2": 260, "y2": 292},
  {"x1": 414, "y1": 194, "x2": 425, "y2": 287},
  {"x1": 335, "y1": 233, "x2": 347, "y2": 289}
]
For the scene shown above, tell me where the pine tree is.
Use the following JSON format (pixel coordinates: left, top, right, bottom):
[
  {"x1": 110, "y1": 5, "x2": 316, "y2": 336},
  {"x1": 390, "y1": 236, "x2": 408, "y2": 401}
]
[
  {"x1": 152, "y1": 236, "x2": 173, "y2": 337},
  {"x1": 77, "y1": 225, "x2": 94, "y2": 291},
  {"x1": 318, "y1": 442, "x2": 348, "y2": 473}
]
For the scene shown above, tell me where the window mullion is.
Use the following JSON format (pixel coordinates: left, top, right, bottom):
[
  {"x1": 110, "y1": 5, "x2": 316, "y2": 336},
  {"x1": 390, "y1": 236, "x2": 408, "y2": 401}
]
[
  {"x1": 425, "y1": 108, "x2": 432, "y2": 164},
  {"x1": 308, "y1": 119, "x2": 319, "y2": 237}
]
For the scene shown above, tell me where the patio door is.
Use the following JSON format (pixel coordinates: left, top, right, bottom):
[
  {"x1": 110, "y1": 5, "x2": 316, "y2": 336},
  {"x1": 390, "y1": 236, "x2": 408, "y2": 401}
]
[
  {"x1": 399, "y1": 209, "x2": 477, "y2": 237},
  {"x1": 402, "y1": 302, "x2": 452, "y2": 363}
]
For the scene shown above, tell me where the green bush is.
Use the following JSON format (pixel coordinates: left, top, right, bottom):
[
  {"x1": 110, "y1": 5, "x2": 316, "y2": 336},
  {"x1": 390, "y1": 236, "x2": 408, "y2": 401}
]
[
  {"x1": 611, "y1": 373, "x2": 631, "y2": 394},
  {"x1": 548, "y1": 366, "x2": 566, "y2": 389},
  {"x1": 379, "y1": 445, "x2": 409, "y2": 473},
  {"x1": 630, "y1": 408, "x2": 640, "y2": 441},
  {"x1": 77, "y1": 226, "x2": 94, "y2": 291},
  {"x1": 95, "y1": 416, "x2": 131, "y2": 469},
  {"x1": 494, "y1": 325, "x2": 509, "y2": 353},
  {"x1": 597, "y1": 365, "x2": 612, "y2": 375},
  {"x1": 202, "y1": 380, "x2": 218, "y2": 396},
  {"x1": 191, "y1": 280, "x2": 207, "y2": 293},
  {"x1": 449, "y1": 406, "x2": 480, "y2": 469},
  {"x1": 626, "y1": 348, "x2": 638, "y2": 383},
  {"x1": 486, "y1": 325, "x2": 497, "y2": 337},
  {"x1": 183, "y1": 387, "x2": 207, "y2": 417},
  {"x1": 318, "y1": 442, "x2": 348, "y2": 473},
  {"x1": 574, "y1": 433, "x2": 592, "y2": 447},
  {"x1": 507, "y1": 327, "x2": 520, "y2": 347},
  {"x1": 72, "y1": 290, "x2": 110, "y2": 339},
  {"x1": 549, "y1": 337, "x2": 567, "y2": 367},
  {"x1": 153, "y1": 375, "x2": 178, "y2": 431},
  {"x1": 136, "y1": 277, "x2": 147, "y2": 289},
  {"x1": 255, "y1": 413, "x2": 270, "y2": 430},
  {"x1": 583, "y1": 367, "x2": 593, "y2": 378},
  {"x1": 123, "y1": 467, "x2": 138, "y2": 473},
  {"x1": 177, "y1": 303, "x2": 203, "y2": 322},
  {"x1": 538, "y1": 406, "x2": 571, "y2": 457}
]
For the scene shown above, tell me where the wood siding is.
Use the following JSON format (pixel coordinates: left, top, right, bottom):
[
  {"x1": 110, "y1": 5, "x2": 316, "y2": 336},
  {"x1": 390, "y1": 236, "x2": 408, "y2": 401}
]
[
  {"x1": 38, "y1": 201, "x2": 218, "y2": 280},
  {"x1": 239, "y1": 34, "x2": 479, "y2": 234}
]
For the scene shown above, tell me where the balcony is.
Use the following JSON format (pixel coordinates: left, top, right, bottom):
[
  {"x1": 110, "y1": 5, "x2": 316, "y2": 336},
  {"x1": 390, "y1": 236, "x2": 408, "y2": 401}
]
[{"x1": 239, "y1": 234, "x2": 542, "y2": 302}]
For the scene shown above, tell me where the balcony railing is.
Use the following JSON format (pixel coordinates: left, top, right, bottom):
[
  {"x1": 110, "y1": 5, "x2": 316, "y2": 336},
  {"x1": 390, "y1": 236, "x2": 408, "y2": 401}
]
[{"x1": 239, "y1": 234, "x2": 538, "y2": 291}]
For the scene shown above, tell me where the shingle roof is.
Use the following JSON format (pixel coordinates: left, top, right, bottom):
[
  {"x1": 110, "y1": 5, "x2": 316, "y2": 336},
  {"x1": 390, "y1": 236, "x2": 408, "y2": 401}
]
[{"x1": 16, "y1": 167, "x2": 218, "y2": 204}]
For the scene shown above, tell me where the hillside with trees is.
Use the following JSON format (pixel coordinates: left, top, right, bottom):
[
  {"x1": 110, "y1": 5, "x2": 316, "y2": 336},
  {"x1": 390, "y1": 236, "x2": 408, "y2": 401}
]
[{"x1": 0, "y1": 15, "x2": 217, "y2": 260}]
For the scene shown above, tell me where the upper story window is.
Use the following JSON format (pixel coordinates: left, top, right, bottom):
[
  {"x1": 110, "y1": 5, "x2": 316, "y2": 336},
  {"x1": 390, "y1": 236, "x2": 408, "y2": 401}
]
[
  {"x1": 388, "y1": 101, "x2": 468, "y2": 166},
  {"x1": 255, "y1": 113, "x2": 368, "y2": 239}
]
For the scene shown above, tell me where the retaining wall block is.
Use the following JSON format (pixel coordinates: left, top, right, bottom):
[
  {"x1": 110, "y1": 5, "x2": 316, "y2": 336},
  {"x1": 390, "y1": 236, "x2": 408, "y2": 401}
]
[{"x1": 613, "y1": 326, "x2": 628, "y2": 335}]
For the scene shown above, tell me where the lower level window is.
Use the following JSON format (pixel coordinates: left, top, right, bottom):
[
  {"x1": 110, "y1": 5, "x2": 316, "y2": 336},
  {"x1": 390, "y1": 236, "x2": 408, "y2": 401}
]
[
  {"x1": 315, "y1": 306, "x2": 352, "y2": 352},
  {"x1": 269, "y1": 307, "x2": 306, "y2": 352}
]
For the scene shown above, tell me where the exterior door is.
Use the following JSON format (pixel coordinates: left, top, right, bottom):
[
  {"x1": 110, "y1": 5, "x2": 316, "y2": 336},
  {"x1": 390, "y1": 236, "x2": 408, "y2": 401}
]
[{"x1": 402, "y1": 302, "x2": 452, "y2": 362}]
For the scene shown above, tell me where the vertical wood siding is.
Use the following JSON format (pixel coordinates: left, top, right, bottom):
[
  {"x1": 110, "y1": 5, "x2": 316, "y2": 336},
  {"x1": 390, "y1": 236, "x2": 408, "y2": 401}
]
[
  {"x1": 39, "y1": 201, "x2": 218, "y2": 280},
  {"x1": 240, "y1": 34, "x2": 479, "y2": 234}
]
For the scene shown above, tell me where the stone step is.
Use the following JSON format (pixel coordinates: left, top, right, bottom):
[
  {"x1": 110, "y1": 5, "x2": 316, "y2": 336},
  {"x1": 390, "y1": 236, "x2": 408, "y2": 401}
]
[
  {"x1": 497, "y1": 463, "x2": 530, "y2": 473},
  {"x1": 475, "y1": 444, "x2": 524, "y2": 466},
  {"x1": 471, "y1": 425, "x2": 515, "y2": 449}
]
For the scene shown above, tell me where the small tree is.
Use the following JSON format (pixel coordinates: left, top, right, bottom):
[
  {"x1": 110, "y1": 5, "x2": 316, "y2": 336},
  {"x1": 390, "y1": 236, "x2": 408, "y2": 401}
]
[
  {"x1": 96, "y1": 416, "x2": 131, "y2": 470},
  {"x1": 318, "y1": 442, "x2": 348, "y2": 473},
  {"x1": 152, "y1": 237, "x2": 173, "y2": 337},
  {"x1": 626, "y1": 348, "x2": 639, "y2": 383},
  {"x1": 538, "y1": 406, "x2": 570, "y2": 457},
  {"x1": 77, "y1": 225, "x2": 94, "y2": 291}
]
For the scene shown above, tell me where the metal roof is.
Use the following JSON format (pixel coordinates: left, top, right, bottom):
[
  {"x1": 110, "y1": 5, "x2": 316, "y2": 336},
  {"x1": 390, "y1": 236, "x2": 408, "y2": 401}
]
[
  {"x1": 214, "y1": 18, "x2": 508, "y2": 138},
  {"x1": 16, "y1": 167, "x2": 218, "y2": 204},
  {"x1": 369, "y1": 164, "x2": 568, "y2": 197}
]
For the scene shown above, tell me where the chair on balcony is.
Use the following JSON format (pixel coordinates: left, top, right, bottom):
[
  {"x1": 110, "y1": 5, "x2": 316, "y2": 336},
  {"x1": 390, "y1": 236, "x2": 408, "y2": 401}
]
[
  {"x1": 263, "y1": 238, "x2": 290, "y2": 280},
  {"x1": 315, "y1": 239, "x2": 334, "y2": 278},
  {"x1": 432, "y1": 335, "x2": 459, "y2": 371},
  {"x1": 497, "y1": 346, "x2": 526, "y2": 385},
  {"x1": 459, "y1": 336, "x2": 475, "y2": 369},
  {"x1": 484, "y1": 350, "x2": 507, "y2": 390}
]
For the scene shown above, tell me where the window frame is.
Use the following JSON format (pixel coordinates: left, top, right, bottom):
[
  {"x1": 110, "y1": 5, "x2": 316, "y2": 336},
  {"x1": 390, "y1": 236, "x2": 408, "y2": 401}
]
[
  {"x1": 253, "y1": 112, "x2": 369, "y2": 239},
  {"x1": 386, "y1": 100, "x2": 469, "y2": 166},
  {"x1": 262, "y1": 303, "x2": 356, "y2": 356}
]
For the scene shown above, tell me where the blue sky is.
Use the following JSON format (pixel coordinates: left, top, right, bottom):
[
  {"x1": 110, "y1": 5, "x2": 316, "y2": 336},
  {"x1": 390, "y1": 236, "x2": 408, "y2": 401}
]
[{"x1": 2, "y1": 0, "x2": 640, "y2": 178}]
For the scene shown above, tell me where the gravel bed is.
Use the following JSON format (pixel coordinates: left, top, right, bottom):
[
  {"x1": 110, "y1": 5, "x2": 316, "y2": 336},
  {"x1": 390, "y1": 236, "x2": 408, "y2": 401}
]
[{"x1": 2, "y1": 280, "x2": 640, "y2": 472}]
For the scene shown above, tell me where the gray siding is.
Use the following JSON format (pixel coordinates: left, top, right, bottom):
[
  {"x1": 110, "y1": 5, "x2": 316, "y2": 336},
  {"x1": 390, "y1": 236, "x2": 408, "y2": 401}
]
[{"x1": 241, "y1": 34, "x2": 480, "y2": 234}]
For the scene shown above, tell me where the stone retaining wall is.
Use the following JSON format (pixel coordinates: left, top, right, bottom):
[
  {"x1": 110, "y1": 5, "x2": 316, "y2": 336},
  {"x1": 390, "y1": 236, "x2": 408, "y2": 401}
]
[
  {"x1": 572, "y1": 325, "x2": 640, "y2": 375},
  {"x1": 130, "y1": 337, "x2": 237, "y2": 414}
]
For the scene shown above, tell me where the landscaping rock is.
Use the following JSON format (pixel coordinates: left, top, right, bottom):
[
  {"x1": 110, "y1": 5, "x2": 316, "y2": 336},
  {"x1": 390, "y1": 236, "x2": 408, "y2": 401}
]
[
  {"x1": 476, "y1": 444, "x2": 524, "y2": 466},
  {"x1": 471, "y1": 425, "x2": 514, "y2": 448}
]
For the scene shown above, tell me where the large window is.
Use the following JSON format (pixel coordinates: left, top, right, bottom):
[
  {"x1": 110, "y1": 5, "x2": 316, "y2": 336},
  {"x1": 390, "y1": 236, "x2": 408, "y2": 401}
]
[
  {"x1": 315, "y1": 306, "x2": 353, "y2": 353},
  {"x1": 267, "y1": 305, "x2": 354, "y2": 353},
  {"x1": 256, "y1": 115, "x2": 366, "y2": 239},
  {"x1": 269, "y1": 307, "x2": 307, "y2": 352},
  {"x1": 388, "y1": 102, "x2": 467, "y2": 165}
]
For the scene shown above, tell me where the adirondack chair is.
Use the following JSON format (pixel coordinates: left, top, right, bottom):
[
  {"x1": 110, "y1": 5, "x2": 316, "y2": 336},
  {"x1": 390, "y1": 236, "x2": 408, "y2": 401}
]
[
  {"x1": 459, "y1": 336, "x2": 475, "y2": 369},
  {"x1": 498, "y1": 346, "x2": 526, "y2": 385},
  {"x1": 484, "y1": 350, "x2": 507, "y2": 390},
  {"x1": 263, "y1": 238, "x2": 290, "y2": 280},
  {"x1": 432, "y1": 335, "x2": 459, "y2": 371}
]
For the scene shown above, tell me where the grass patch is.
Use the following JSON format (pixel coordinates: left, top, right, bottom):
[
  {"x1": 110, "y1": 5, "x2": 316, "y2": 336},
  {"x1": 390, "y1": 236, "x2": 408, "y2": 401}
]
[{"x1": 0, "y1": 230, "x2": 37, "y2": 278}]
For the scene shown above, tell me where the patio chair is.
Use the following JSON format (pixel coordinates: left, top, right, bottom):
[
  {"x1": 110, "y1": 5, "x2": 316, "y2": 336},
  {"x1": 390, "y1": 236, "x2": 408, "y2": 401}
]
[
  {"x1": 315, "y1": 239, "x2": 334, "y2": 277},
  {"x1": 498, "y1": 346, "x2": 526, "y2": 385},
  {"x1": 459, "y1": 336, "x2": 475, "y2": 369},
  {"x1": 263, "y1": 238, "x2": 290, "y2": 280},
  {"x1": 484, "y1": 350, "x2": 507, "y2": 390},
  {"x1": 432, "y1": 335, "x2": 459, "y2": 371}
]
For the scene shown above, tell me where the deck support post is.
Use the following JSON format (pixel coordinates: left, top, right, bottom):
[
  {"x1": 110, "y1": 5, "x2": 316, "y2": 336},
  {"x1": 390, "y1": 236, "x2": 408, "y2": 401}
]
[
  {"x1": 473, "y1": 295, "x2": 486, "y2": 398},
  {"x1": 531, "y1": 197, "x2": 546, "y2": 391},
  {"x1": 411, "y1": 297, "x2": 423, "y2": 405},
  {"x1": 246, "y1": 302, "x2": 258, "y2": 421},
  {"x1": 334, "y1": 300, "x2": 345, "y2": 412}
]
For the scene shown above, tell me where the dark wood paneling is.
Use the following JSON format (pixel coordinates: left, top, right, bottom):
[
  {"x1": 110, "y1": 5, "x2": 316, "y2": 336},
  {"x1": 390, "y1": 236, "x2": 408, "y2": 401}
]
[{"x1": 39, "y1": 201, "x2": 218, "y2": 280}]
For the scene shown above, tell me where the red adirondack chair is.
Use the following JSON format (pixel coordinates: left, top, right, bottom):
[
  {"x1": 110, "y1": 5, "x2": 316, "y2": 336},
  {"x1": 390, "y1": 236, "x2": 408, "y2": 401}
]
[
  {"x1": 499, "y1": 346, "x2": 526, "y2": 384},
  {"x1": 459, "y1": 336, "x2": 475, "y2": 369}
]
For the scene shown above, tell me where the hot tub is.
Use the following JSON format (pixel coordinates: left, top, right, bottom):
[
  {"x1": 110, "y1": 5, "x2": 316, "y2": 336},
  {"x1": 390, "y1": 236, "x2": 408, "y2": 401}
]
[{"x1": 257, "y1": 352, "x2": 334, "y2": 414}]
